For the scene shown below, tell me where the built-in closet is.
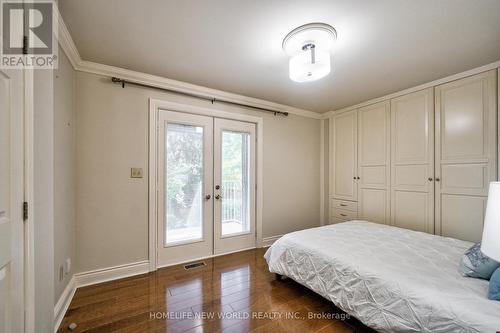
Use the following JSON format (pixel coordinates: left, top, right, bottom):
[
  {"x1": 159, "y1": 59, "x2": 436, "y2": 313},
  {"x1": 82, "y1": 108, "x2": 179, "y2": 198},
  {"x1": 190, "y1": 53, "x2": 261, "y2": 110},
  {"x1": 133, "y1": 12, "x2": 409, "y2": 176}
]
[{"x1": 329, "y1": 70, "x2": 498, "y2": 242}]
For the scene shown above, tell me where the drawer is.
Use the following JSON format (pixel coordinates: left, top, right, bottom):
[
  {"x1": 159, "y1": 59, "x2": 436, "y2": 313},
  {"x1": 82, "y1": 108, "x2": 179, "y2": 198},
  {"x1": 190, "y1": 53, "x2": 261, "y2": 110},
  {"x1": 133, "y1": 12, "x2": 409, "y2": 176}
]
[
  {"x1": 331, "y1": 208, "x2": 358, "y2": 221},
  {"x1": 330, "y1": 199, "x2": 358, "y2": 212}
]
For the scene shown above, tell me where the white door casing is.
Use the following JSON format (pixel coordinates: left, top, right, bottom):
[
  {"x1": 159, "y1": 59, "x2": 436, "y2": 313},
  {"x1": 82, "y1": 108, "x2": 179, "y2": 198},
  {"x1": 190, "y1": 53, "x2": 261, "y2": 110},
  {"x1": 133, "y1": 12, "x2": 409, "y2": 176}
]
[
  {"x1": 390, "y1": 88, "x2": 435, "y2": 233},
  {"x1": 0, "y1": 69, "x2": 24, "y2": 333}
]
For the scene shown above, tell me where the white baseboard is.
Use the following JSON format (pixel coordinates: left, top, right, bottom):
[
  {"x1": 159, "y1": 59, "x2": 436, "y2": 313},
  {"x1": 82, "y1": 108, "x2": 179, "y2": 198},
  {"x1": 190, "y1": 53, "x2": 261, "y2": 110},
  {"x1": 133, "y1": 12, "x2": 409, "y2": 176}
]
[
  {"x1": 54, "y1": 260, "x2": 149, "y2": 332},
  {"x1": 261, "y1": 235, "x2": 283, "y2": 247},
  {"x1": 74, "y1": 260, "x2": 150, "y2": 288},
  {"x1": 53, "y1": 276, "x2": 76, "y2": 333}
]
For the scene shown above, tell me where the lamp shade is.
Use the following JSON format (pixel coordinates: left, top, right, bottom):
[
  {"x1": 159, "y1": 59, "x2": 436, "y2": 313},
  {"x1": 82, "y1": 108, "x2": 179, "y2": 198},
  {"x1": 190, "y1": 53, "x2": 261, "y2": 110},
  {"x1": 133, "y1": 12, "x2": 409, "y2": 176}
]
[{"x1": 481, "y1": 182, "x2": 500, "y2": 262}]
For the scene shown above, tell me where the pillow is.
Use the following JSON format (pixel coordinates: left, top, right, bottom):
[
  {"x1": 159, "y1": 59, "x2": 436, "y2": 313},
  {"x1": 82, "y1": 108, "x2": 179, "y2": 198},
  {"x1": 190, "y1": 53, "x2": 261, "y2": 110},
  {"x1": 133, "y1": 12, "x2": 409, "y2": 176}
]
[
  {"x1": 458, "y1": 242, "x2": 500, "y2": 280},
  {"x1": 489, "y1": 267, "x2": 500, "y2": 300}
]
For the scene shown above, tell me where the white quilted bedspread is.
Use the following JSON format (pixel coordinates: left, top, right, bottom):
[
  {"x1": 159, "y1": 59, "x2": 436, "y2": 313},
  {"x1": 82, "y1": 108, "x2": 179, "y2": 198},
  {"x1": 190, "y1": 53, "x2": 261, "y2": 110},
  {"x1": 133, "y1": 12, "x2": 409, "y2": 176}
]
[{"x1": 264, "y1": 221, "x2": 500, "y2": 333}]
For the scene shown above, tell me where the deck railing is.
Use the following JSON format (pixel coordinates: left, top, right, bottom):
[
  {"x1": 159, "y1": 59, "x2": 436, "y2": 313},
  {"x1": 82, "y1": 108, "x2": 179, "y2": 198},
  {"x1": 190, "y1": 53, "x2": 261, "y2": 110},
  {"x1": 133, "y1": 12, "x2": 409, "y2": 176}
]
[{"x1": 222, "y1": 180, "x2": 243, "y2": 224}]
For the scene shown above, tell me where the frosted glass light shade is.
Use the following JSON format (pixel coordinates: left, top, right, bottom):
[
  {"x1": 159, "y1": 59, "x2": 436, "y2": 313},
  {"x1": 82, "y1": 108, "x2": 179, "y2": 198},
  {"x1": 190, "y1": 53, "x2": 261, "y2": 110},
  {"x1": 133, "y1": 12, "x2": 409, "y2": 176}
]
[
  {"x1": 289, "y1": 49, "x2": 330, "y2": 83},
  {"x1": 481, "y1": 182, "x2": 500, "y2": 261}
]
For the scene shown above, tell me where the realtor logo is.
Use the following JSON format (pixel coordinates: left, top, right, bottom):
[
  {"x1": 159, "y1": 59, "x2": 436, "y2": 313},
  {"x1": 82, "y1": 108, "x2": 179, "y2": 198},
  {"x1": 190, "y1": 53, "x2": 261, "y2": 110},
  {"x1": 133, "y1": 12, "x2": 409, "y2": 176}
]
[{"x1": 1, "y1": 0, "x2": 57, "y2": 68}]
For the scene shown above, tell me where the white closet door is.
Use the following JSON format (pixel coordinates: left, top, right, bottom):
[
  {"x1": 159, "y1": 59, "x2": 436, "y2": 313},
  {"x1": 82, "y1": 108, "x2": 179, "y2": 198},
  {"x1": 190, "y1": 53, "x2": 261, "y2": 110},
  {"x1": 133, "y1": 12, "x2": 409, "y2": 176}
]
[
  {"x1": 435, "y1": 70, "x2": 497, "y2": 242},
  {"x1": 357, "y1": 101, "x2": 390, "y2": 224},
  {"x1": 0, "y1": 69, "x2": 24, "y2": 333},
  {"x1": 391, "y1": 88, "x2": 434, "y2": 233},
  {"x1": 330, "y1": 110, "x2": 357, "y2": 201}
]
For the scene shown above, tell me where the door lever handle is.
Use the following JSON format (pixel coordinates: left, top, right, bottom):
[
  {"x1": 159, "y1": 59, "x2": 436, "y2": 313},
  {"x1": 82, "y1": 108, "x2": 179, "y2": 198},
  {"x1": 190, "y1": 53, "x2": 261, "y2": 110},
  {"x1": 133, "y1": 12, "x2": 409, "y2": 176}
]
[
  {"x1": 205, "y1": 194, "x2": 211, "y2": 200},
  {"x1": 215, "y1": 194, "x2": 221, "y2": 200}
]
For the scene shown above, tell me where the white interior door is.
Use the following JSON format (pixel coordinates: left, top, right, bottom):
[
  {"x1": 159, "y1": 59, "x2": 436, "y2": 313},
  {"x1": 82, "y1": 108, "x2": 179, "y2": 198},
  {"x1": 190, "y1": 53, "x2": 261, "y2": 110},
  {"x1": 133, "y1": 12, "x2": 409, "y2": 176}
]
[
  {"x1": 157, "y1": 111, "x2": 214, "y2": 267},
  {"x1": 390, "y1": 88, "x2": 435, "y2": 233},
  {"x1": 214, "y1": 119, "x2": 256, "y2": 254},
  {"x1": 0, "y1": 69, "x2": 24, "y2": 333}
]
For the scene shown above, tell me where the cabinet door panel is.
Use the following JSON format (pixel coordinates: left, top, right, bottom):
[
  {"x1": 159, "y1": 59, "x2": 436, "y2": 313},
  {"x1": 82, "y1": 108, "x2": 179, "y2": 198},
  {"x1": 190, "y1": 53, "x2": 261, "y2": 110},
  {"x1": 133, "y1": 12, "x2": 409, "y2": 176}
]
[
  {"x1": 435, "y1": 70, "x2": 497, "y2": 241},
  {"x1": 391, "y1": 88, "x2": 434, "y2": 233},
  {"x1": 358, "y1": 102, "x2": 390, "y2": 223},
  {"x1": 330, "y1": 110, "x2": 357, "y2": 201},
  {"x1": 440, "y1": 195, "x2": 486, "y2": 242},
  {"x1": 392, "y1": 191, "x2": 429, "y2": 233},
  {"x1": 359, "y1": 166, "x2": 387, "y2": 188},
  {"x1": 358, "y1": 189, "x2": 388, "y2": 223}
]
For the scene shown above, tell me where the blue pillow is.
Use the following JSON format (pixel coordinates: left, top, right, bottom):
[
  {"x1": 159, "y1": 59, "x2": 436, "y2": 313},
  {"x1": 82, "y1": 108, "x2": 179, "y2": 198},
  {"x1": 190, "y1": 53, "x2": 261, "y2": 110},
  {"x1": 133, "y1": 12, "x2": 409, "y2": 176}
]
[
  {"x1": 458, "y1": 242, "x2": 500, "y2": 280},
  {"x1": 489, "y1": 267, "x2": 500, "y2": 300}
]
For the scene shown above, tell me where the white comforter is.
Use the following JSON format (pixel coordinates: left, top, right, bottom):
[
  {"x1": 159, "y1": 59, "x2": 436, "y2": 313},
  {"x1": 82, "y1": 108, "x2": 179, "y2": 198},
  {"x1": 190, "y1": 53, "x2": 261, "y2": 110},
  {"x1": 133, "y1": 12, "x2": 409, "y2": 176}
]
[{"x1": 264, "y1": 221, "x2": 500, "y2": 333}]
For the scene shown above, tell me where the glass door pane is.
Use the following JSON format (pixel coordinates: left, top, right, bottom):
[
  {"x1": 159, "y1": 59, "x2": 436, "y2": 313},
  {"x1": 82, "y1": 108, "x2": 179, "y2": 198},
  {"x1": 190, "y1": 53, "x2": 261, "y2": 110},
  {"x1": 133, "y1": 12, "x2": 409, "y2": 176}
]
[
  {"x1": 165, "y1": 123, "x2": 204, "y2": 245},
  {"x1": 221, "y1": 131, "x2": 251, "y2": 236}
]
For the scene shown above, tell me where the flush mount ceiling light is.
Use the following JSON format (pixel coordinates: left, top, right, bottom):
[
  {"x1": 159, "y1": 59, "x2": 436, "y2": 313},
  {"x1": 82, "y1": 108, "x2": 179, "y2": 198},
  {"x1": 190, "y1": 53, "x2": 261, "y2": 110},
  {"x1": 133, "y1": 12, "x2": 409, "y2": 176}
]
[{"x1": 282, "y1": 23, "x2": 337, "y2": 83}]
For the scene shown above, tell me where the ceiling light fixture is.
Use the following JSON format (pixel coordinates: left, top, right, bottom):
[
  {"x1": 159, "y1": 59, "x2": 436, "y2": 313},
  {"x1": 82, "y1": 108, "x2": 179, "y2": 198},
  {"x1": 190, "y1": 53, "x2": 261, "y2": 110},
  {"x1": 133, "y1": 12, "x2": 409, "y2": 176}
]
[{"x1": 282, "y1": 23, "x2": 337, "y2": 83}]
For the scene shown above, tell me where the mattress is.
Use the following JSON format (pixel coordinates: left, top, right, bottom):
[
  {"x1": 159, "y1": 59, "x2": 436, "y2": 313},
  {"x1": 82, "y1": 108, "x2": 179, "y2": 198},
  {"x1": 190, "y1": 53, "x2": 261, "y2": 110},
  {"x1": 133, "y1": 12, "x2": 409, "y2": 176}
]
[{"x1": 264, "y1": 221, "x2": 500, "y2": 333}]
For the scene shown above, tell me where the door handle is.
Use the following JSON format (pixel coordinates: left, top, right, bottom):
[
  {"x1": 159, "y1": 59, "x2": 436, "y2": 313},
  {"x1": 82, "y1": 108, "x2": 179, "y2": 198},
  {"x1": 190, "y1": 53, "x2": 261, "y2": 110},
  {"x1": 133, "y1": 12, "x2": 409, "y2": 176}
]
[
  {"x1": 428, "y1": 177, "x2": 433, "y2": 181},
  {"x1": 205, "y1": 194, "x2": 211, "y2": 200},
  {"x1": 435, "y1": 178, "x2": 440, "y2": 182},
  {"x1": 215, "y1": 194, "x2": 221, "y2": 200}
]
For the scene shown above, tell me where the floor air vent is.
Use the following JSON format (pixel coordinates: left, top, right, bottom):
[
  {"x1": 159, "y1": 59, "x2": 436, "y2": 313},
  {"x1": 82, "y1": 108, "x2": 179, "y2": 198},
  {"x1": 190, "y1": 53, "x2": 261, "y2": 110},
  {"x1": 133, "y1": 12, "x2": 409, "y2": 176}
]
[{"x1": 184, "y1": 262, "x2": 206, "y2": 270}]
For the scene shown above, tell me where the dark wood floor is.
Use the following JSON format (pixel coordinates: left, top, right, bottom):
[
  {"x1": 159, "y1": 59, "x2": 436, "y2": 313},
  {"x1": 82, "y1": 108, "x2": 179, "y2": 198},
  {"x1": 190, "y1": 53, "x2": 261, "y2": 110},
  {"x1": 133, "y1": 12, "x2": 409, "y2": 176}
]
[{"x1": 58, "y1": 248, "x2": 375, "y2": 333}]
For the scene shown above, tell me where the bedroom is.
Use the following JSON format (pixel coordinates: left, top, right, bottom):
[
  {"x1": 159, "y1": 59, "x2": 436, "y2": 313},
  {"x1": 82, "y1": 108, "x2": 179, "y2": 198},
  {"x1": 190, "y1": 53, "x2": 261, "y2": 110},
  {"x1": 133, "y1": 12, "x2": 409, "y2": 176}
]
[{"x1": 1, "y1": 0, "x2": 500, "y2": 332}]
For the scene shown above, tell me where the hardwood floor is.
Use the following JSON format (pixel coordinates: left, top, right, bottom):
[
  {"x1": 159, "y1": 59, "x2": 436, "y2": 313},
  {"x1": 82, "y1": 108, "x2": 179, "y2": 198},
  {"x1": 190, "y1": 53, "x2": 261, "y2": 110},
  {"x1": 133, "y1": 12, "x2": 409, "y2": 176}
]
[{"x1": 58, "y1": 248, "x2": 375, "y2": 333}]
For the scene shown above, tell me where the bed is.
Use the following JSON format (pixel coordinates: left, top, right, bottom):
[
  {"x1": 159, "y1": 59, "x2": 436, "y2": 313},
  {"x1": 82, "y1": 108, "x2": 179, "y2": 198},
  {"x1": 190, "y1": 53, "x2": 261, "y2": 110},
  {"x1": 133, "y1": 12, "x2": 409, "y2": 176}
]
[{"x1": 264, "y1": 220, "x2": 500, "y2": 333}]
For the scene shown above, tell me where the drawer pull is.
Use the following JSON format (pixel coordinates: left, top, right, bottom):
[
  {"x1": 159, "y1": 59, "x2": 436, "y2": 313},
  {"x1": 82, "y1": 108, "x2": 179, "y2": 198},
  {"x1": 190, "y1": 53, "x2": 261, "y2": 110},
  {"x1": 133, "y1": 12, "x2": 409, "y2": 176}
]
[
  {"x1": 340, "y1": 213, "x2": 347, "y2": 217},
  {"x1": 340, "y1": 204, "x2": 347, "y2": 207}
]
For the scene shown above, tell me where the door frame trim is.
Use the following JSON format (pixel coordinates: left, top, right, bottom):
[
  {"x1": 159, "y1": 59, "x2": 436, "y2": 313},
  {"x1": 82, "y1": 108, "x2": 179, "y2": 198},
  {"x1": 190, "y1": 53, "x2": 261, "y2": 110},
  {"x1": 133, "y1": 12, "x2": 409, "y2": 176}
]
[{"x1": 148, "y1": 99, "x2": 264, "y2": 272}]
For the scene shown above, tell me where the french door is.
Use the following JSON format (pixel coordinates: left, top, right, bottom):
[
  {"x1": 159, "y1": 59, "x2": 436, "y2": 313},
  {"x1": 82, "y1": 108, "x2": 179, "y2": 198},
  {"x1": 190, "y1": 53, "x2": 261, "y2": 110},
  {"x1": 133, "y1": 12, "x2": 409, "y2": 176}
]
[{"x1": 157, "y1": 110, "x2": 256, "y2": 267}]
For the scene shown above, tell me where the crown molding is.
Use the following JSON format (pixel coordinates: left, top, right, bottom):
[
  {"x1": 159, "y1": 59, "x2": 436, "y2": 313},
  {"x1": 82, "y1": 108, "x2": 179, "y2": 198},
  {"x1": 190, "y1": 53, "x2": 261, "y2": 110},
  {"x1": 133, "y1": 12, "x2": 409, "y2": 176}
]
[
  {"x1": 55, "y1": 5, "x2": 81, "y2": 70},
  {"x1": 78, "y1": 60, "x2": 322, "y2": 119},
  {"x1": 323, "y1": 60, "x2": 500, "y2": 118},
  {"x1": 55, "y1": 7, "x2": 322, "y2": 120}
]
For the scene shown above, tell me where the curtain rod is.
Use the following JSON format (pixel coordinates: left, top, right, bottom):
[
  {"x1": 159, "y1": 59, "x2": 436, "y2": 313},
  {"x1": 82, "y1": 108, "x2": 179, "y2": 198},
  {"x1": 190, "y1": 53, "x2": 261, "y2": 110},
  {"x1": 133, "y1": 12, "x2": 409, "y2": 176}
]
[{"x1": 111, "y1": 77, "x2": 289, "y2": 116}]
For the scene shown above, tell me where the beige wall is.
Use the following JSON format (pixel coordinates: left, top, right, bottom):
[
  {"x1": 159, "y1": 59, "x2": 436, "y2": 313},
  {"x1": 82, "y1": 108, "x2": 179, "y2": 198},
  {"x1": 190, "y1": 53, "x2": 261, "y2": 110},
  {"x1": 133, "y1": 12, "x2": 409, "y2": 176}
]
[
  {"x1": 34, "y1": 68, "x2": 55, "y2": 333},
  {"x1": 53, "y1": 49, "x2": 76, "y2": 301},
  {"x1": 75, "y1": 71, "x2": 321, "y2": 273}
]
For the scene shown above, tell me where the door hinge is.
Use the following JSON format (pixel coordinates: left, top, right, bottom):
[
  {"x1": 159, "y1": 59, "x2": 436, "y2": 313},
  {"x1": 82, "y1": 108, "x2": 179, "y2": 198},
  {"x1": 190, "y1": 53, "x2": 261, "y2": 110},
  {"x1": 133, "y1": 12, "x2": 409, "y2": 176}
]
[
  {"x1": 22, "y1": 36, "x2": 28, "y2": 55},
  {"x1": 23, "y1": 202, "x2": 28, "y2": 221}
]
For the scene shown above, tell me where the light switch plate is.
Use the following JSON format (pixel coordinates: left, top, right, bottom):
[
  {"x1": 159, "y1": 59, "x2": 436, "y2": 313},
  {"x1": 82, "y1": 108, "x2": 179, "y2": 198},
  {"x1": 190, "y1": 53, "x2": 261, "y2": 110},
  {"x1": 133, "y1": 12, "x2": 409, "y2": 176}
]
[{"x1": 131, "y1": 168, "x2": 143, "y2": 178}]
